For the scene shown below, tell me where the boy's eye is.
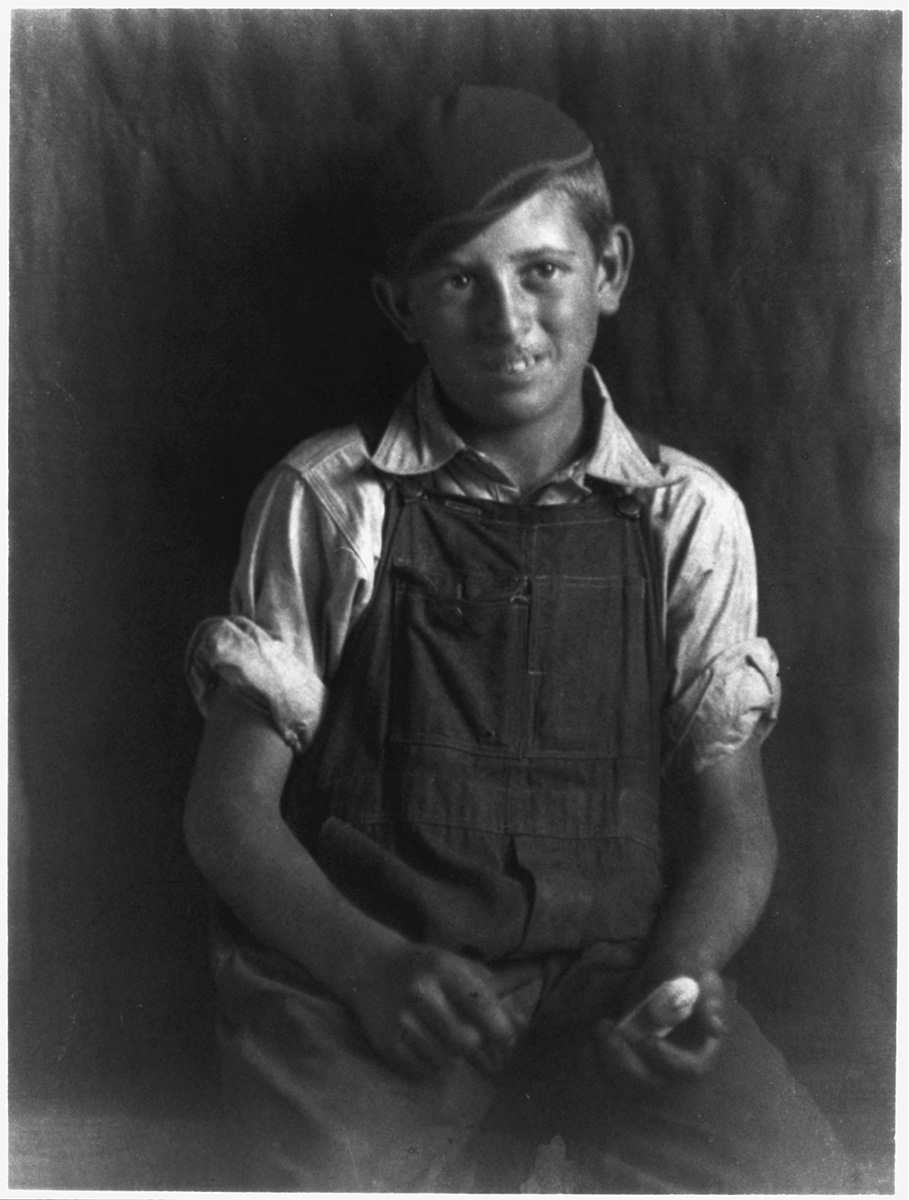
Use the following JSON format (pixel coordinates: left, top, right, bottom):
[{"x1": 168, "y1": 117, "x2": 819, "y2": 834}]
[
  {"x1": 444, "y1": 271, "x2": 473, "y2": 290},
  {"x1": 530, "y1": 261, "x2": 562, "y2": 280}
]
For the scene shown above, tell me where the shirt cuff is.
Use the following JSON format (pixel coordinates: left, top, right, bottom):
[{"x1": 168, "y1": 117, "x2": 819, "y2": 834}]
[
  {"x1": 185, "y1": 617, "x2": 326, "y2": 754},
  {"x1": 665, "y1": 639, "x2": 782, "y2": 774}
]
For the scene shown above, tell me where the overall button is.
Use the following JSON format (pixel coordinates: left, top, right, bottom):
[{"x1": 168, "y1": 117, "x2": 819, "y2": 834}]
[{"x1": 616, "y1": 494, "x2": 642, "y2": 520}]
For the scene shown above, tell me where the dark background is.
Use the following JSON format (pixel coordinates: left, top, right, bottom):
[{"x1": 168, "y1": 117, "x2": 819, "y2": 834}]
[{"x1": 9, "y1": 9, "x2": 900, "y2": 1190}]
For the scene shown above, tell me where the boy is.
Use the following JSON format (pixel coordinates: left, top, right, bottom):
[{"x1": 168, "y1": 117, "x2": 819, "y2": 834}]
[{"x1": 186, "y1": 86, "x2": 855, "y2": 1191}]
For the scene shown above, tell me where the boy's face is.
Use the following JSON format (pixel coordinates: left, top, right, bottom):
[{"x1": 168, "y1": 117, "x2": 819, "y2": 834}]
[{"x1": 380, "y1": 190, "x2": 630, "y2": 441}]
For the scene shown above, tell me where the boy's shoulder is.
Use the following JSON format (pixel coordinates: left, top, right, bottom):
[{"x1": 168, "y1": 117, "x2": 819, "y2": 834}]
[
  {"x1": 644, "y1": 440, "x2": 751, "y2": 550},
  {"x1": 277, "y1": 418, "x2": 376, "y2": 491},
  {"x1": 246, "y1": 418, "x2": 388, "y2": 553},
  {"x1": 655, "y1": 442, "x2": 741, "y2": 502}
]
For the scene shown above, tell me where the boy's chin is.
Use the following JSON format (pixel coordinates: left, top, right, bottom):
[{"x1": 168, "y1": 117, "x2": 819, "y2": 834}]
[{"x1": 445, "y1": 392, "x2": 581, "y2": 437}]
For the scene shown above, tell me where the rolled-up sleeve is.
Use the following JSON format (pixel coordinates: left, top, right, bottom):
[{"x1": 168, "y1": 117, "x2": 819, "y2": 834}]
[
  {"x1": 186, "y1": 461, "x2": 374, "y2": 753},
  {"x1": 656, "y1": 458, "x2": 781, "y2": 773},
  {"x1": 186, "y1": 615, "x2": 327, "y2": 753}
]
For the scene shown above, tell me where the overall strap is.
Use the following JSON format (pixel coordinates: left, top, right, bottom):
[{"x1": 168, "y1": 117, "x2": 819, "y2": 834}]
[
  {"x1": 628, "y1": 425, "x2": 662, "y2": 466},
  {"x1": 279, "y1": 459, "x2": 408, "y2": 826},
  {"x1": 592, "y1": 425, "x2": 665, "y2": 664},
  {"x1": 624, "y1": 428, "x2": 663, "y2": 622}
]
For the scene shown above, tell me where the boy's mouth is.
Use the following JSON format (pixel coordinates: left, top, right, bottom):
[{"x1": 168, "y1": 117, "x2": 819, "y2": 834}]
[{"x1": 484, "y1": 349, "x2": 547, "y2": 375}]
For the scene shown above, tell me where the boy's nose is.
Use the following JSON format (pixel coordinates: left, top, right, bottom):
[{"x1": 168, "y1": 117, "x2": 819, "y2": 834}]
[{"x1": 478, "y1": 275, "x2": 532, "y2": 341}]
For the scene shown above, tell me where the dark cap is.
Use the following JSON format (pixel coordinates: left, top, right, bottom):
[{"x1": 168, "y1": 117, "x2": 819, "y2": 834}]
[{"x1": 375, "y1": 85, "x2": 595, "y2": 276}]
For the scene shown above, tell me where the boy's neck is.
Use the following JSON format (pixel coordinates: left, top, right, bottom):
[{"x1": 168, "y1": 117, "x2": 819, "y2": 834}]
[{"x1": 443, "y1": 398, "x2": 592, "y2": 499}]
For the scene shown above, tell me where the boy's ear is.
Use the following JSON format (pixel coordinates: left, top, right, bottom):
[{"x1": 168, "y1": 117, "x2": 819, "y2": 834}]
[
  {"x1": 596, "y1": 224, "x2": 633, "y2": 317},
  {"x1": 371, "y1": 275, "x2": 421, "y2": 344}
]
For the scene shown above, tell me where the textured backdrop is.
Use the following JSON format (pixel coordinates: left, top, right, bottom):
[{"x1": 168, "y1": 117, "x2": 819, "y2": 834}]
[{"x1": 9, "y1": 8, "x2": 900, "y2": 1188}]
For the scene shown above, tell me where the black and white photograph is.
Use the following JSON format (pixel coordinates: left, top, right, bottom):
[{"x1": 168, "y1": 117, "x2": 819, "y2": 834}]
[{"x1": 8, "y1": 7, "x2": 900, "y2": 1192}]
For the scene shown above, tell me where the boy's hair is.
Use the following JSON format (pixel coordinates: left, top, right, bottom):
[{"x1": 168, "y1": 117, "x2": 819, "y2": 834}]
[
  {"x1": 375, "y1": 86, "x2": 616, "y2": 281},
  {"x1": 541, "y1": 155, "x2": 616, "y2": 257}
]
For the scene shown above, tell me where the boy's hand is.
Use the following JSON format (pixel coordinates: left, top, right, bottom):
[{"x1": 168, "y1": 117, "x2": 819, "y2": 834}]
[
  {"x1": 349, "y1": 943, "x2": 524, "y2": 1079},
  {"x1": 594, "y1": 971, "x2": 726, "y2": 1088}
]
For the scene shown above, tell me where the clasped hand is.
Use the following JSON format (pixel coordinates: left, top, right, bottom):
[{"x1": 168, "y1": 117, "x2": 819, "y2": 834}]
[
  {"x1": 595, "y1": 970, "x2": 727, "y2": 1088},
  {"x1": 350, "y1": 943, "x2": 524, "y2": 1078}
]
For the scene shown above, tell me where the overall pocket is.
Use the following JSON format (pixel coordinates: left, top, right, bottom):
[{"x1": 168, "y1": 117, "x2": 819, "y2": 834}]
[{"x1": 389, "y1": 562, "x2": 530, "y2": 753}]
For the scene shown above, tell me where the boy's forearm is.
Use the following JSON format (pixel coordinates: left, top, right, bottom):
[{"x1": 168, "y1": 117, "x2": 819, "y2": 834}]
[
  {"x1": 636, "y1": 738, "x2": 777, "y2": 989},
  {"x1": 185, "y1": 687, "x2": 409, "y2": 1006},
  {"x1": 639, "y1": 815, "x2": 777, "y2": 987},
  {"x1": 194, "y1": 807, "x2": 409, "y2": 999}
]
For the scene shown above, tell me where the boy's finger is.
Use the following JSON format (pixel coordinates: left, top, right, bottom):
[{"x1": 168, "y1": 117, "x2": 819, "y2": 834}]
[
  {"x1": 693, "y1": 973, "x2": 727, "y2": 1035},
  {"x1": 389, "y1": 1034, "x2": 439, "y2": 1077},
  {"x1": 463, "y1": 1042, "x2": 505, "y2": 1076},
  {"x1": 697, "y1": 998, "x2": 727, "y2": 1037},
  {"x1": 600, "y1": 1029, "x2": 659, "y2": 1087},
  {"x1": 447, "y1": 974, "x2": 517, "y2": 1045},
  {"x1": 410, "y1": 981, "x2": 487, "y2": 1058},
  {"x1": 635, "y1": 1031, "x2": 721, "y2": 1079},
  {"x1": 395, "y1": 1014, "x2": 455, "y2": 1074}
]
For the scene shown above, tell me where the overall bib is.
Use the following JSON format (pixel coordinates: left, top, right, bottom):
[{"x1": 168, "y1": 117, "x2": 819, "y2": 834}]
[{"x1": 283, "y1": 476, "x2": 668, "y2": 970}]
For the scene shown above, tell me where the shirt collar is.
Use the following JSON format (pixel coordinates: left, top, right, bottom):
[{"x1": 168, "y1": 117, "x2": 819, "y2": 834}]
[
  {"x1": 370, "y1": 367, "x2": 464, "y2": 477},
  {"x1": 370, "y1": 364, "x2": 671, "y2": 490}
]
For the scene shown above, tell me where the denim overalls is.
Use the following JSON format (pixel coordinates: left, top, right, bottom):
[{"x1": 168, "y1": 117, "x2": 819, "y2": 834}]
[
  {"x1": 216, "y1": 464, "x2": 857, "y2": 1195},
  {"x1": 283, "y1": 473, "x2": 668, "y2": 971}
]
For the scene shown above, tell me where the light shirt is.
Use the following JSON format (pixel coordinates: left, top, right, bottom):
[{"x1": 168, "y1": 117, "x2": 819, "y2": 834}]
[{"x1": 187, "y1": 366, "x2": 780, "y2": 773}]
